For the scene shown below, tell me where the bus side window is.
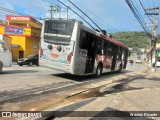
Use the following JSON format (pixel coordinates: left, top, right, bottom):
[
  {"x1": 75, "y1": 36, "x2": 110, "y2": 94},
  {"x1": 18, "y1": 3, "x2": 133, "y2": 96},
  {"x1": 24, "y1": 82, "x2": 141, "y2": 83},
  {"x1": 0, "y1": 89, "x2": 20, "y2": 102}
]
[
  {"x1": 103, "y1": 41, "x2": 108, "y2": 55},
  {"x1": 97, "y1": 41, "x2": 102, "y2": 54},
  {"x1": 79, "y1": 30, "x2": 88, "y2": 49},
  {"x1": 106, "y1": 43, "x2": 113, "y2": 55}
]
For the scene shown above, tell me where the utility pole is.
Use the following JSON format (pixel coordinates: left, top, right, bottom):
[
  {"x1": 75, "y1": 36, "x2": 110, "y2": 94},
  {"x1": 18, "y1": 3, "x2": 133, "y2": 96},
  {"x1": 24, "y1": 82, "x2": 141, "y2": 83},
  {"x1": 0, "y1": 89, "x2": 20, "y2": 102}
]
[
  {"x1": 59, "y1": 7, "x2": 69, "y2": 19},
  {"x1": 49, "y1": 4, "x2": 60, "y2": 19},
  {"x1": 145, "y1": 7, "x2": 159, "y2": 67}
]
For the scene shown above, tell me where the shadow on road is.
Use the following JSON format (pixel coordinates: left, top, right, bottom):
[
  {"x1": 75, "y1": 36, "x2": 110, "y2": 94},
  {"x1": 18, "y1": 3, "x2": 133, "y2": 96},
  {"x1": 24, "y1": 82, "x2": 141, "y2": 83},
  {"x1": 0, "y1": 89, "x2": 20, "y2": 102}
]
[
  {"x1": 93, "y1": 107, "x2": 154, "y2": 119},
  {"x1": 0, "y1": 70, "x2": 38, "y2": 74},
  {"x1": 146, "y1": 77, "x2": 160, "y2": 81},
  {"x1": 51, "y1": 71, "x2": 130, "y2": 82}
]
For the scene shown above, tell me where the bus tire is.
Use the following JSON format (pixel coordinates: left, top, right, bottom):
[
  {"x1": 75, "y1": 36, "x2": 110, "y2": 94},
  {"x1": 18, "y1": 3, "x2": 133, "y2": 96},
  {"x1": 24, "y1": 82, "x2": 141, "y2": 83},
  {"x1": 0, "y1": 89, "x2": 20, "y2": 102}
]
[
  {"x1": 95, "y1": 64, "x2": 103, "y2": 77},
  {"x1": 36, "y1": 63, "x2": 39, "y2": 66}
]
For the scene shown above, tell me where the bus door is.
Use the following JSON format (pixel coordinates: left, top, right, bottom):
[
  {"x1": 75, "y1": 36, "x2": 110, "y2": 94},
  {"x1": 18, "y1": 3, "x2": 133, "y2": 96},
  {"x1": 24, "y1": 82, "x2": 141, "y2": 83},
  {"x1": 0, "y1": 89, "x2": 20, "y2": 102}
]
[
  {"x1": 78, "y1": 30, "x2": 88, "y2": 74},
  {"x1": 78, "y1": 30, "x2": 97, "y2": 74},
  {"x1": 85, "y1": 36, "x2": 97, "y2": 74}
]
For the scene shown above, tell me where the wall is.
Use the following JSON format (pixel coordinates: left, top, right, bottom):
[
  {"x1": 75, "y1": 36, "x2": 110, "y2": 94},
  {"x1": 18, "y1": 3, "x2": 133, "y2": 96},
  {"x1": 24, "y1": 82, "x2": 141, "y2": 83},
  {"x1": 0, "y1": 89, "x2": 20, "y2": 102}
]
[
  {"x1": 0, "y1": 25, "x2": 4, "y2": 34},
  {"x1": 4, "y1": 35, "x2": 12, "y2": 51},
  {"x1": 25, "y1": 37, "x2": 39, "y2": 57},
  {"x1": 0, "y1": 23, "x2": 41, "y2": 61},
  {"x1": 11, "y1": 36, "x2": 25, "y2": 60}
]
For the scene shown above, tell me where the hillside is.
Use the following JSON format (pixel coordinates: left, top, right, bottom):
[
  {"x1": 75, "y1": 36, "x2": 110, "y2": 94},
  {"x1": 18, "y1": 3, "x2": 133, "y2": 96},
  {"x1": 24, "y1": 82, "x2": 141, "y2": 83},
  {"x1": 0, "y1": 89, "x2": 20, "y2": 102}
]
[{"x1": 111, "y1": 32, "x2": 160, "y2": 48}]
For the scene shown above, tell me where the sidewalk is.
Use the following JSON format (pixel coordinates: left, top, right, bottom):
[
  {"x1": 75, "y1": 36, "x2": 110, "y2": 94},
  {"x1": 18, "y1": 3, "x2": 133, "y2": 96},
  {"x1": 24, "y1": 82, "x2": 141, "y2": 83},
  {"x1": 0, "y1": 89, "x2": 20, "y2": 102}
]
[{"x1": 53, "y1": 70, "x2": 160, "y2": 120}]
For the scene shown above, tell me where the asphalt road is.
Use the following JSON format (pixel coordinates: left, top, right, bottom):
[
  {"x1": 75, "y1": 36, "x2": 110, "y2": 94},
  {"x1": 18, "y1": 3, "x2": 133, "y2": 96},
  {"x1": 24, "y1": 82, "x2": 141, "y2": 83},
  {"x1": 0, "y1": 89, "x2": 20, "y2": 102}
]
[
  {"x1": 0, "y1": 65, "x2": 76, "y2": 91},
  {"x1": 0, "y1": 62, "x2": 147, "y2": 92},
  {"x1": 1, "y1": 61, "x2": 159, "y2": 119}
]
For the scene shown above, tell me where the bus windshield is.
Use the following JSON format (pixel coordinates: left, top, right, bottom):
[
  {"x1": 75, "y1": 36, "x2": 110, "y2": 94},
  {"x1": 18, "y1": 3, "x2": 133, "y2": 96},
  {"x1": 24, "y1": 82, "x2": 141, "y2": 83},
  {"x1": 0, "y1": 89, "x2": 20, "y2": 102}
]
[
  {"x1": 44, "y1": 20, "x2": 74, "y2": 36},
  {"x1": 43, "y1": 20, "x2": 75, "y2": 44}
]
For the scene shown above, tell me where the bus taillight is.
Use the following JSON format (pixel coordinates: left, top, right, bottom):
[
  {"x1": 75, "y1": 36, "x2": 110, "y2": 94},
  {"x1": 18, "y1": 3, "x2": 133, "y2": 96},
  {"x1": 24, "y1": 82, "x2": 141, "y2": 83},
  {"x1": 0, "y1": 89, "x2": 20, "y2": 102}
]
[
  {"x1": 40, "y1": 48, "x2": 43, "y2": 58},
  {"x1": 67, "y1": 52, "x2": 73, "y2": 63}
]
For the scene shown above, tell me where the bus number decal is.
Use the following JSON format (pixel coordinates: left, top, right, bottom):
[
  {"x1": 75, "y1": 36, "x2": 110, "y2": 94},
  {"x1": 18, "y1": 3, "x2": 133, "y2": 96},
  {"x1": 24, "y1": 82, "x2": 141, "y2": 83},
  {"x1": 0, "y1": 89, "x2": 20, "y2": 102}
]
[{"x1": 51, "y1": 54, "x2": 58, "y2": 58}]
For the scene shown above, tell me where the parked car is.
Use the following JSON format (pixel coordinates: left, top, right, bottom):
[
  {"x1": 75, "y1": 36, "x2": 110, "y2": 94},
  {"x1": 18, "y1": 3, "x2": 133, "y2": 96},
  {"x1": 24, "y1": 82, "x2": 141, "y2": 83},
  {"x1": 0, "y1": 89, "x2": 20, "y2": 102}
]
[
  {"x1": 155, "y1": 58, "x2": 160, "y2": 68},
  {"x1": 17, "y1": 54, "x2": 39, "y2": 66}
]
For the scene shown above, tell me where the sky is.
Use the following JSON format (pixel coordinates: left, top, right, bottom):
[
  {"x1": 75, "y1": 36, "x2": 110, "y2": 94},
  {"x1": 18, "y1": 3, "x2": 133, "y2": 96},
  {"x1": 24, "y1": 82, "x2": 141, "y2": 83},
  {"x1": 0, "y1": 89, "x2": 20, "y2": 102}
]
[{"x1": 0, "y1": 0, "x2": 159, "y2": 34}]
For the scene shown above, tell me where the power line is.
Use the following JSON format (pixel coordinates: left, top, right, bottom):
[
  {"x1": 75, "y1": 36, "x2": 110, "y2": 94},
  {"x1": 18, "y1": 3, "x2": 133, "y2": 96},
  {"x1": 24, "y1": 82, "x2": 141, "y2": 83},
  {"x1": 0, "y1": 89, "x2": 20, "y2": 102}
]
[
  {"x1": 133, "y1": 0, "x2": 145, "y2": 20},
  {"x1": 72, "y1": 0, "x2": 120, "y2": 32},
  {"x1": 67, "y1": 0, "x2": 104, "y2": 33},
  {"x1": 125, "y1": 0, "x2": 152, "y2": 38},
  {"x1": 130, "y1": 0, "x2": 145, "y2": 25},
  {"x1": 139, "y1": 0, "x2": 155, "y2": 25},
  {"x1": 57, "y1": 0, "x2": 95, "y2": 30}
]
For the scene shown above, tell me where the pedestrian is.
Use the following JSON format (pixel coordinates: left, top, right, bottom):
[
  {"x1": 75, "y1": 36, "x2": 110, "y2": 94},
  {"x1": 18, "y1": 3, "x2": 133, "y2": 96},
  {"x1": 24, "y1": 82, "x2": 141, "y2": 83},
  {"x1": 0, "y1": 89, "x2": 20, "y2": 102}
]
[{"x1": 130, "y1": 59, "x2": 133, "y2": 65}]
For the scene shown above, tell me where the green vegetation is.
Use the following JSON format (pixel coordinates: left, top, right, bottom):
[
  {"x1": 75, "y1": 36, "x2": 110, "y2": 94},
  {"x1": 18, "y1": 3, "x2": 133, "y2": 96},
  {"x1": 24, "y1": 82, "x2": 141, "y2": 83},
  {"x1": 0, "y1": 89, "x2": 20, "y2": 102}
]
[{"x1": 111, "y1": 32, "x2": 160, "y2": 48}]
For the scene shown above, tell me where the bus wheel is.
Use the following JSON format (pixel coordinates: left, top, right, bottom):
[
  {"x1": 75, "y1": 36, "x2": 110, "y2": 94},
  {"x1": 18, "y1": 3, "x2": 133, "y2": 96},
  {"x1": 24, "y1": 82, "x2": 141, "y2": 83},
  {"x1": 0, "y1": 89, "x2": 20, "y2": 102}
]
[
  {"x1": 28, "y1": 62, "x2": 33, "y2": 66},
  {"x1": 95, "y1": 64, "x2": 102, "y2": 77}
]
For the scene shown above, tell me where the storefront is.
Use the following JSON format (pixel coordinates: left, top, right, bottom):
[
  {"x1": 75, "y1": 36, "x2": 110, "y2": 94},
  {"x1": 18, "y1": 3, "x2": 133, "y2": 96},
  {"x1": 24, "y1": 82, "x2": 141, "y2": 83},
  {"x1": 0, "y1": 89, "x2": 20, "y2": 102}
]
[{"x1": 0, "y1": 16, "x2": 42, "y2": 61}]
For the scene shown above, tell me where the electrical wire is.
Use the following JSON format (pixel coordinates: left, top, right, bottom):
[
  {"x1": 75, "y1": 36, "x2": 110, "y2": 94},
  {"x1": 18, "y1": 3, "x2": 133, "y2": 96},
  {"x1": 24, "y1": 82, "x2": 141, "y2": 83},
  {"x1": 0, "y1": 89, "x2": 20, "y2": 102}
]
[
  {"x1": 130, "y1": 0, "x2": 150, "y2": 31},
  {"x1": 67, "y1": 0, "x2": 103, "y2": 33},
  {"x1": 133, "y1": 0, "x2": 145, "y2": 20},
  {"x1": 72, "y1": 0, "x2": 120, "y2": 32},
  {"x1": 57, "y1": 0, "x2": 95, "y2": 30},
  {"x1": 139, "y1": 0, "x2": 155, "y2": 25},
  {"x1": 125, "y1": 0, "x2": 152, "y2": 38}
]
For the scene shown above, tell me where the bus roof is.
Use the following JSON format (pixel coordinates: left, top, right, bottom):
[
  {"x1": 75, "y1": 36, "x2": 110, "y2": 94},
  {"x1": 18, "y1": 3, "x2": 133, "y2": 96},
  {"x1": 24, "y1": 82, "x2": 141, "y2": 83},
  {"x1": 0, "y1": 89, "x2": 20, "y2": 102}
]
[
  {"x1": 100, "y1": 34, "x2": 129, "y2": 49},
  {"x1": 44, "y1": 19, "x2": 129, "y2": 49}
]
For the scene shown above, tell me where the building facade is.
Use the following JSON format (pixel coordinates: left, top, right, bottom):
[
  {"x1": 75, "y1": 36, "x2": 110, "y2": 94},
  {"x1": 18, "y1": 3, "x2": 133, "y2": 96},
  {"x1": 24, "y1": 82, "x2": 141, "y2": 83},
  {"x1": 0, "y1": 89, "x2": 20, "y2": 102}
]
[{"x1": 0, "y1": 16, "x2": 42, "y2": 61}]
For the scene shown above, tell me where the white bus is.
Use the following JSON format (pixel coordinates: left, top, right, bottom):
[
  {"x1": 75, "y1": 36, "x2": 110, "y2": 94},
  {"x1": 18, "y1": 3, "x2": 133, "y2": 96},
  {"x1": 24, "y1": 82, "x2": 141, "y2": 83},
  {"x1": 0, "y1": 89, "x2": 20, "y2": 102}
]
[
  {"x1": 40, "y1": 19, "x2": 129, "y2": 76},
  {"x1": 0, "y1": 36, "x2": 12, "y2": 72}
]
